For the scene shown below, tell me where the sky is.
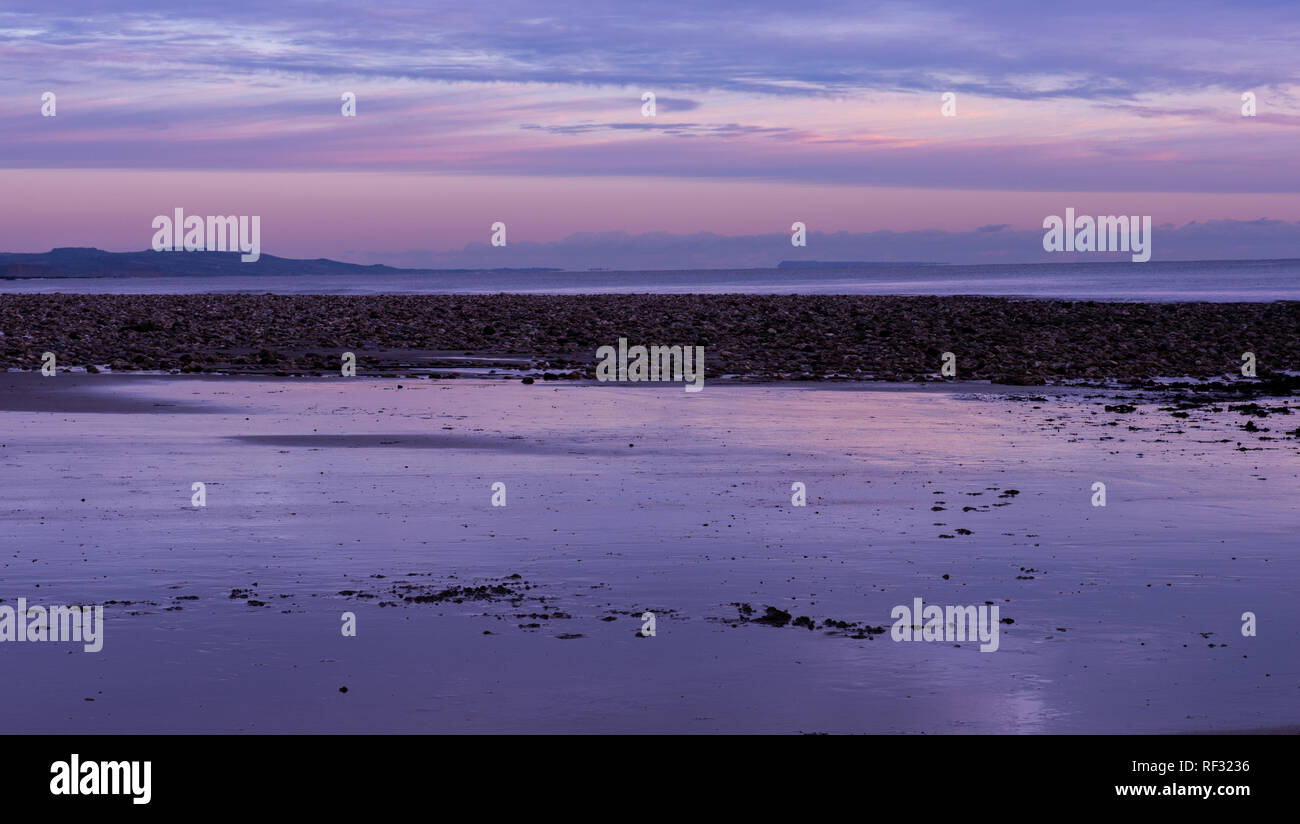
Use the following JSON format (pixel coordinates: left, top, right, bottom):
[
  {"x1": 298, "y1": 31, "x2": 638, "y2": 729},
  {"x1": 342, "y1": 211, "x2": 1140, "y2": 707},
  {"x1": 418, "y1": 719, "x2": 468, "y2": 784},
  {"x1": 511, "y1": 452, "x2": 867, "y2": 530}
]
[{"x1": 1, "y1": 0, "x2": 1299, "y2": 268}]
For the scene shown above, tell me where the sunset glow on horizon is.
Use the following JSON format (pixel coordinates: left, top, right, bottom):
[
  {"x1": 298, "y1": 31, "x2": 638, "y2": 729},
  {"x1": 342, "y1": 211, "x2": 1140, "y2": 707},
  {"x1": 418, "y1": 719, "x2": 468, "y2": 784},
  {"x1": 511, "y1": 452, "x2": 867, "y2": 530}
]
[{"x1": 3, "y1": 1, "x2": 1298, "y2": 266}]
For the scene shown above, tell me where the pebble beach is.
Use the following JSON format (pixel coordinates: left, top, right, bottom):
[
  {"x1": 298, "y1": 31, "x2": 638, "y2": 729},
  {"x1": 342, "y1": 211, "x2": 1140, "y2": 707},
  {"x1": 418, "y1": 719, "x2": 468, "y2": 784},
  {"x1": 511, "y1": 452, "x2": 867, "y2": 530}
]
[{"x1": 3, "y1": 293, "x2": 1298, "y2": 384}]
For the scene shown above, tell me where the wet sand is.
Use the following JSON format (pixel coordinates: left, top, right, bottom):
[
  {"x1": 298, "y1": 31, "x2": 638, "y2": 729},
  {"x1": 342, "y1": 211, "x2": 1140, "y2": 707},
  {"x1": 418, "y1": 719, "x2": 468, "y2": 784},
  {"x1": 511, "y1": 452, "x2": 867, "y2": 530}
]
[{"x1": 0, "y1": 374, "x2": 1297, "y2": 733}]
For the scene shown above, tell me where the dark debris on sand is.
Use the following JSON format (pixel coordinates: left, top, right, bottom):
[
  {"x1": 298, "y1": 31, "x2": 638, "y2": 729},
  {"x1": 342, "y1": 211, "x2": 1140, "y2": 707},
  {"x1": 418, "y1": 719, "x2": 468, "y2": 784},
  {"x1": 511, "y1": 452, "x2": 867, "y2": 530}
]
[{"x1": 721, "y1": 602, "x2": 889, "y2": 639}]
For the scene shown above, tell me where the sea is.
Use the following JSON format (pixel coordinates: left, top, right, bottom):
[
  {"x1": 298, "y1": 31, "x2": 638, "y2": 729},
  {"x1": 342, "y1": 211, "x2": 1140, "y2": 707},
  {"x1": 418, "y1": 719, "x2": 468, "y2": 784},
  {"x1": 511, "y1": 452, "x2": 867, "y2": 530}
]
[{"x1": 2, "y1": 259, "x2": 1299, "y2": 301}]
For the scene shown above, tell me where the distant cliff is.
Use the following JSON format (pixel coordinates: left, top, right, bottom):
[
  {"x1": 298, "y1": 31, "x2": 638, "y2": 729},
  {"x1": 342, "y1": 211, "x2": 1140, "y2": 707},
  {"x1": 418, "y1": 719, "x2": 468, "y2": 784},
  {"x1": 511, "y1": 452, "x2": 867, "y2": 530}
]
[{"x1": 0, "y1": 248, "x2": 562, "y2": 278}]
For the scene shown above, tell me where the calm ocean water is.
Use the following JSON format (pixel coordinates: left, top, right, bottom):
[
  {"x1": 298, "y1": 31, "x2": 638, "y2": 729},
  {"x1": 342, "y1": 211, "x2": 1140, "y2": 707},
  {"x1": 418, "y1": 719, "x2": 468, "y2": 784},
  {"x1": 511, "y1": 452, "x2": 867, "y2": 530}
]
[{"x1": 2, "y1": 259, "x2": 1299, "y2": 301}]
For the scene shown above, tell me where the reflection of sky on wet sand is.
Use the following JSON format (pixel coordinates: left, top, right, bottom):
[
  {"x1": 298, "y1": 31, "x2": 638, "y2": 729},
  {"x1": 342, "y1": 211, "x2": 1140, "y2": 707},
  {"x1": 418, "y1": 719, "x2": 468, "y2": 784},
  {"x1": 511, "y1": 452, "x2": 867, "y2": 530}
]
[{"x1": 0, "y1": 376, "x2": 1295, "y2": 732}]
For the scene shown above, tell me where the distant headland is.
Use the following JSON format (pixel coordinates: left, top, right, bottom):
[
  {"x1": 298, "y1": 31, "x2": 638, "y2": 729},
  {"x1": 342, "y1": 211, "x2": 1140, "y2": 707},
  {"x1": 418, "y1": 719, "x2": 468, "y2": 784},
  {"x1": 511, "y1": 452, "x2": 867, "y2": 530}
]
[{"x1": 0, "y1": 248, "x2": 563, "y2": 279}]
